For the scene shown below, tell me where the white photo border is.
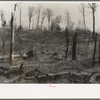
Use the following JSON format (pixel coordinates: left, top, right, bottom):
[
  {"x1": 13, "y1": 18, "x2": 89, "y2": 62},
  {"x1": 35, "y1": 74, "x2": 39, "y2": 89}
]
[{"x1": 0, "y1": 1, "x2": 100, "y2": 99}]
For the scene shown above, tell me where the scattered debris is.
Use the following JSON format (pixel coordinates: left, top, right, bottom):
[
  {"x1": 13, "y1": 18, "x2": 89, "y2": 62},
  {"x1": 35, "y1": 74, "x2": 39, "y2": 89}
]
[
  {"x1": 90, "y1": 72, "x2": 100, "y2": 83},
  {"x1": 49, "y1": 52, "x2": 63, "y2": 60}
]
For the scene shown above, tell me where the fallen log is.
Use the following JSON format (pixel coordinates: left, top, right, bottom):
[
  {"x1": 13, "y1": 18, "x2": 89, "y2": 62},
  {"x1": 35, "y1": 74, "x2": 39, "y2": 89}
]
[
  {"x1": 4, "y1": 75, "x2": 23, "y2": 83},
  {"x1": 36, "y1": 71, "x2": 98, "y2": 83},
  {"x1": 25, "y1": 68, "x2": 42, "y2": 77},
  {"x1": 9, "y1": 63, "x2": 24, "y2": 75},
  {"x1": 90, "y1": 72, "x2": 100, "y2": 83},
  {"x1": 82, "y1": 56, "x2": 99, "y2": 62},
  {"x1": 24, "y1": 76, "x2": 36, "y2": 80}
]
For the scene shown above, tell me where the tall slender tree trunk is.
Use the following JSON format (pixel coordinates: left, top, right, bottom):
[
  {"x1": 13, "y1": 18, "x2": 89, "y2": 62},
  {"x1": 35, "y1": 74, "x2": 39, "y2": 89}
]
[
  {"x1": 2, "y1": 40, "x2": 5, "y2": 55},
  {"x1": 41, "y1": 18, "x2": 44, "y2": 30},
  {"x1": 65, "y1": 28, "x2": 69, "y2": 59},
  {"x1": 9, "y1": 12, "x2": 14, "y2": 65},
  {"x1": 29, "y1": 18, "x2": 31, "y2": 29},
  {"x1": 99, "y1": 40, "x2": 100, "y2": 64},
  {"x1": 92, "y1": 33, "x2": 97, "y2": 67},
  {"x1": 36, "y1": 13, "x2": 40, "y2": 29},
  {"x1": 83, "y1": 13, "x2": 86, "y2": 30},
  {"x1": 20, "y1": 9, "x2": 21, "y2": 28},
  {"x1": 83, "y1": 12, "x2": 86, "y2": 39},
  {"x1": 72, "y1": 32, "x2": 77, "y2": 61},
  {"x1": 48, "y1": 19, "x2": 50, "y2": 30},
  {"x1": 93, "y1": 9, "x2": 95, "y2": 40},
  {"x1": 3, "y1": 25, "x2": 5, "y2": 55},
  {"x1": 36, "y1": 18, "x2": 39, "y2": 29},
  {"x1": 41, "y1": 20, "x2": 43, "y2": 29}
]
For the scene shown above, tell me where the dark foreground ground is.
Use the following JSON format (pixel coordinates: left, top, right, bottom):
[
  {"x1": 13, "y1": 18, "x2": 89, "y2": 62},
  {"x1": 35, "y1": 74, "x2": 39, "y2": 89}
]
[{"x1": 0, "y1": 28, "x2": 100, "y2": 83}]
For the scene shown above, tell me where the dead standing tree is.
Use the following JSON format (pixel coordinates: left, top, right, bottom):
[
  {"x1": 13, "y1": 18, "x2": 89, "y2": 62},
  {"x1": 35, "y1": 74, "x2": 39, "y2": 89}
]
[
  {"x1": 72, "y1": 32, "x2": 77, "y2": 61},
  {"x1": 36, "y1": 5, "x2": 42, "y2": 29},
  {"x1": 9, "y1": 4, "x2": 17, "y2": 65},
  {"x1": 55, "y1": 15, "x2": 62, "y2": 30},
  {"x1": 88, "y1": 3, "x2": 97, "y2": 40},
  {"x1": 65, "y1": 10, "x2": 75, "y2": 31},
  {"x1": 1, "y1": 37, "x2": 5, "y2": 55},
  {"x1": 64, "y1": 10, "x2": 75, "y2": 60},
  {"x1": 1, "y1": 21, "x2": 6, "y2": 55},
  {"x1": 28, "y1": 7, "x2": 35, "y2": 29},
  {"x1": 16, "y1": 3, "x2": 22, "y2": 29},
  {"x1": 92, "y1": 33, "x2": 97, "y2": 67},
  {"x1": 0, "y1": 9, "x2": 5, "y2": 27},
  {"x1": 41, "y1": 8, "x2": 48, "y2": 30},
  {"x1": 65, "y1": 27, "x2": 69, "y2": 59},
  {"x1": 0, "y1": 9, "x2": 6, "y2": 55},
  {"x1": 99, "y1": 40, "x2": 100, "y2": 64},
  {"x1": 65, "y1": 10, "x2": 70, "y2": 30},
  {"x1": 46, "y1": 8, "x2": 53, "y2": 30},
  {"x1": 77, "y1": 20, "x2": 82, "y2": 29},
  {"x1": 79, "y1": 3, "x2": 87, "y2": 38},
  {"x1": 19, "y1": 5, "x2": 22, "y2": 28},
  {"x1": 50, "y1": 15, "x2": 62, "y2": 31},
  {"x1": 88, "y1": 3, "x2": 98, "y2": 67},
  {"x1": 9, "y1": 13, "x2": 14, "y2": 65}
]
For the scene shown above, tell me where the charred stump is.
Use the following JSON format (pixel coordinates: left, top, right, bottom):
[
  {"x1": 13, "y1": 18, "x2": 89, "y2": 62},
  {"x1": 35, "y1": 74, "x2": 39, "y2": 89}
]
[
  {"x1": 72, "y1": 32, "x2": 77, "y2": 61},
  {"x1": 65, "y1": 27, "x2": 69, "y2": 59}
]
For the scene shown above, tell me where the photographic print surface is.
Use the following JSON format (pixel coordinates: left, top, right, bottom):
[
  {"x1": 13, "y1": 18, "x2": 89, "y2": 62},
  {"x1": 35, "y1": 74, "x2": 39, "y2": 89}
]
[{"x1": 0, "y1": 1, "x2": 100, "y2": 84}]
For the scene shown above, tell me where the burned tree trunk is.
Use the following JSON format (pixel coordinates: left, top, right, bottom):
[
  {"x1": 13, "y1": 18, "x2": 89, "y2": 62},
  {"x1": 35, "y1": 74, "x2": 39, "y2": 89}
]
[
  {"x1": 29, "y1": 18, "x2": 31, "y2": 29},
  {"x1": 93, "y1": 9, "x2": 95, "y2": 40},
  {"x1": 65, "y1": 28, "x2": 69, "y2": 59},
  {"x1": 20, "y1": 8, "x2": 22, "y2": 28},
  {"x1": 1, "y1": 36, "x2": 5, "y2": 56},
  {"x1": 88, "y1": 3, "x2": 96, "y2": 40},
  {"x1": 2, "y1": 40, "x2": 5, "y2": 55},
  {"x1": 92, "y1": 33, "x2": 97, "y2": 67},
  {"x1": 72, "y1": 32, "x2": 77, "y2": 61},
  {"x1": 99, "y1": 40, "x2": 100, "y2": 64},
  {"x1": 9, "y1": 13, "x2": 14, "y2": 65}
]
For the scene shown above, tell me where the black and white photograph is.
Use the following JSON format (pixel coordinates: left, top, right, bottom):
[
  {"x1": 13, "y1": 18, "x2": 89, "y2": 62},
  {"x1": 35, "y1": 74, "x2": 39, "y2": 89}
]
[{"x1": 0, "y1": 1, "x2": 100, "y2": 84}]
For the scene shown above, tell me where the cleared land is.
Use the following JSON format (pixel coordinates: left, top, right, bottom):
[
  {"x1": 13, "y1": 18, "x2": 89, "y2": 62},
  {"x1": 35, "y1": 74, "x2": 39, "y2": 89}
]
[{"x1": 0, "y1": 28, "x2": 100, "y2": 83}]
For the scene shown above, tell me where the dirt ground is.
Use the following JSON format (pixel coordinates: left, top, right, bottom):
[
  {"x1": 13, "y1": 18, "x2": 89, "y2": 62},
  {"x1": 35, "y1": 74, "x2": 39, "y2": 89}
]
[{"x1": 0, "y1": 29, "x2": 100, "y2": 83}]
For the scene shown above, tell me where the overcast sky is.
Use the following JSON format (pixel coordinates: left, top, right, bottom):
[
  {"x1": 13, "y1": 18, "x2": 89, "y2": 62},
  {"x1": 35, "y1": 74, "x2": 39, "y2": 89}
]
[{"x1": 0, "y1": 2, "x2": 100, "y2": 32}]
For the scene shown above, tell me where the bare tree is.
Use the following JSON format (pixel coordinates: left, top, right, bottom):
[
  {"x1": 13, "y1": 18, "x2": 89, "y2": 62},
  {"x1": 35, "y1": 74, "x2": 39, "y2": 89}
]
[
  {"x1": 41, "y1": 8, "x2": 48, "y2": 29},
  {"x1": 50, "y1": 15, "x2": 62, "y2": 31},
  {"x1": 72, "y1": 32, "x2": 77, "y2": 61},
  {"x1": 79, "y1": 3, "x2": 87, "y2": 31},
  {"x1": 9, "y1": 4, "x2": 17, "y2": 65},
  {"x1": 92, "y1": 33, "x2": 97, "y2": 67},
  {"x1": 46, "y1": 8, "x2": 53, "y2": 30},
  {"x1": 0, "y1": 9, "x2": 6, "y2": 56},
  {"x1": 88, "y1": 3, "x2": 97, "y2": 39},
  {"x1": 0, "y1": 9, "x2": 5, "y2": 27},
  {"x1": 65, "y1": 27, "x2": 69, "y2": 59},
  {"x1": 77, "y1": 19, "x2": 82, "y2": 29},
  {"x1": 36, "y1": 5, "x2": 42, "y2": 29},
  {"x1": 65, "y1": 10, "x2": 75, "y2": 31},
  {"x1": 88, "y1": 3, "x2": 97, "y2": 67},
  {"x1": 2, "y1": 20, "x2": 6, "y2": 56},
  {"x1": 55, "y1": 15, "x2": 62, "y2": 27},
  {"x1": 99, "y1": 40, "x2": 100, "y2": 64},
  {"x1": 1, "y1": 36, "x2": 6, "y2": 55},
  {"x1": 28, "y1": 7, "x2": 35, "y2": 29},
  {"x1": 16, "y1": 3, "x2": 22, "y2": 29}
]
